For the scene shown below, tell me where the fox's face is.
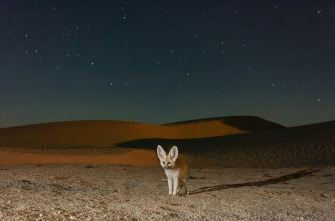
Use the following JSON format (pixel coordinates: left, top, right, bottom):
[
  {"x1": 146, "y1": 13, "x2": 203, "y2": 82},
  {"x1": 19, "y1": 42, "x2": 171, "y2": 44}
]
[
  {"x1": 159, "y1": 156, "x2": 175, "y2": 169},
  {"x1": 157, "y1": 145, "x2": 178, "y2": 169}
]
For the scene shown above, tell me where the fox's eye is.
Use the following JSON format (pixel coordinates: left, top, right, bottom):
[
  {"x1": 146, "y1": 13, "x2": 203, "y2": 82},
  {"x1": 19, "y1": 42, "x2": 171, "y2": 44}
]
[
  {"x1": 168, "y1": 162, "x2": 171, "y2": 165},
  {"x1": 162, "y1": 161, "x2": 165, "y2": 164}
]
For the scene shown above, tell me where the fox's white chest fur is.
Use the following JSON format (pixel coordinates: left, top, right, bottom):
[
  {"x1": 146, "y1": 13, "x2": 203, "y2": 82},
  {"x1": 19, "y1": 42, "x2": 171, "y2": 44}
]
[
  {"x1": 164, "y1": 167, "x2": 180, "y2": 180},
  {"x1": 157, "y1": 145, "x2": 189, "y2": 195}
]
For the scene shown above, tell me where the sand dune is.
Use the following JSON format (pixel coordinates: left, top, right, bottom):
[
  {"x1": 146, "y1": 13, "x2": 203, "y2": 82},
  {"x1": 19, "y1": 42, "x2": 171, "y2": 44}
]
[
  {"x1": 1, "y1": 116, "x2": 269, "y2": 165},
  {"x1": 0, "y1": 116, "x2": 282, "y2": 150},
  {"x1": 0, "y1": 116, "x2": 334, "y2": 168},
  {"x1": 0, "y1": 116, "x2": 280, "y2": 151}
]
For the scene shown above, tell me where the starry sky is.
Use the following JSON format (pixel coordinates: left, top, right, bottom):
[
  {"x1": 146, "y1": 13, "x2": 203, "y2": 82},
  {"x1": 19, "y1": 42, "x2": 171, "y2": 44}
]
[{"x1": 1, "y1": 0, "x2": 335, "y2": 128}]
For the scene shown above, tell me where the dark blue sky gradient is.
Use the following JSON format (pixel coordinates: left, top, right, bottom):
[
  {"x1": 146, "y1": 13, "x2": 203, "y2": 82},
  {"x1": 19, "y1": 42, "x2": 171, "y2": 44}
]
[{"x1": 1, "y1": 0, "x2": 335, "y2": 128}]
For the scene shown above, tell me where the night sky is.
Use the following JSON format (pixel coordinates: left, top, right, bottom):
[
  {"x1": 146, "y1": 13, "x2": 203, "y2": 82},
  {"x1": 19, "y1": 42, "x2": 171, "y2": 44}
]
[{"x1": 1, "y1": 0, "x2": 335, "y2": 128}]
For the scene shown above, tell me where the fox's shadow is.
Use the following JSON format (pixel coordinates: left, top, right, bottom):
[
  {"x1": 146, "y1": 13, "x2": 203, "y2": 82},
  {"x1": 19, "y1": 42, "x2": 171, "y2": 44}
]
[{"x1": 189, "y1": 169, "x2": 318, "y2": 195}]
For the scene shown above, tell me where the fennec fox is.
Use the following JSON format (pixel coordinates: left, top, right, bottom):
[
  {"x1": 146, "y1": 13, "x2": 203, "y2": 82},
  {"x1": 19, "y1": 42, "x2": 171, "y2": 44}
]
[{"x1": 157, "y1": 145, "x2": 189, "y2": 195}]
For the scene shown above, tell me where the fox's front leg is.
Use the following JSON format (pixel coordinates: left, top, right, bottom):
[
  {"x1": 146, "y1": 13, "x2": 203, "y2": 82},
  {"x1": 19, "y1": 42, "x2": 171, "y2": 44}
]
[
  {"x1": 172, "y1": 179, "x2": 178, "y2": 195},
  {"x1": 168, "y1": 179, "x2": 173, "y2": 195}
]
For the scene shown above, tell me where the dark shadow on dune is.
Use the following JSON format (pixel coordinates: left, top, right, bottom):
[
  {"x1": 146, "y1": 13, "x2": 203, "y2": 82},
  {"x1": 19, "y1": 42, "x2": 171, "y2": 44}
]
[
  {"x1": 117, "y1": 120, "x2": 335, "y2": 156},
  {"x1": 189, "y1": 169, "x2": 319, "y2": 195},
  {"x1": 116, "y1": 129, "x2": 287, "y2": 153},
  {"x1": 220, "y1": 116, "x2": 285, "y2": 131},
  {"x1": 165, "y1": 116, "x2": 285, "y2": 131}
]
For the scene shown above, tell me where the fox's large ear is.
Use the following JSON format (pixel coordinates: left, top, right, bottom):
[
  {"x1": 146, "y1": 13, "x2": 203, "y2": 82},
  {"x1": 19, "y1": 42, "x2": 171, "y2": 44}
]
[
  {"x1": 168, "y1": 146, "x2": 179, "y2": 161},
  {"x1": 157, "y1": 145, "x2": 166, "y2": 160}
]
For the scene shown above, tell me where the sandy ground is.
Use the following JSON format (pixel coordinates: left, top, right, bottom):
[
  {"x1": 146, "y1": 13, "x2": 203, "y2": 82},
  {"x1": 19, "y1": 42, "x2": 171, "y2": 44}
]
[
  {"x1": 0, "y1": 165, "x2": 334, "y2": 220},
  {"x1": 0, "y1": 118, "x2": 334, "y2": 220},
  {"x1": 0, "y1": 148, "x2": 157, "y2": 167}
]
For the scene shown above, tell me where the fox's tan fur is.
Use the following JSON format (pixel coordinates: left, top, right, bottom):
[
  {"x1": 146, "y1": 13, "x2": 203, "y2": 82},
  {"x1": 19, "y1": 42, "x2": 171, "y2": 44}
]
[{"x1": 157, "y1": 145, "x2": 189, "y2": 195}]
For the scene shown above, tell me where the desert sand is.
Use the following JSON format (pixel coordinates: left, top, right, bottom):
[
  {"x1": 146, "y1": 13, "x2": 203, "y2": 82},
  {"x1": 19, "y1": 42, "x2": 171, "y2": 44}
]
[
  {"x1": 0, "y1": 165, "x2": 334, "y2": 220},
  {"x1": 0, "y1": 116, "x2": 334, "y2": 220}
]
